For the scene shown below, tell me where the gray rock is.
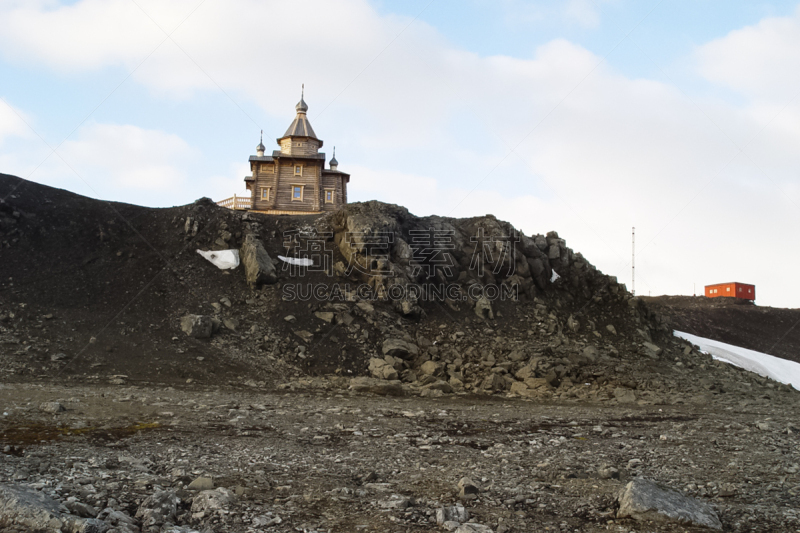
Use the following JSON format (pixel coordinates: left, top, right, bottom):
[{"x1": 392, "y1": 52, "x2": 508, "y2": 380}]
[
  {"x1": 239, "y1": 234, "x2": 277, "y2": 288},
  {"x1": 436, "y1": 504, "x2": 468, "y2": 525},
  {"x1": 474, "y1": 295, "x2": 494, "y2": 320},
  {"x1": 97, "y1": 507, "x2": 139, "y2": 530},
  {"x1": 50, "y1": 353, "x2": 68, "y2": 362},
  {"x1": 187, "y1": 476, "x2": 214, "y2": 491},
  {"x1": 481, "y1": 373, "x2": 506, "y2": 391},
  {"x1": 368, "y1": 358, "x2": 398, "y2": 381},
  {"x1": 314, "y1": 311, "x2": 335, "y2": 323},
  {"x1": 614, "y1": 388, "x2": 637, "y2": 403},
  {"x1": 597, "y1": 465, "x2": 619, "y2": 479},
  {"x1": 419, "y1": 360, "x2": 443, "y2": 376},
  {"x1": 0, "y1": 483, "x2": 64, "y2": 532},
  {"x1": 180, "y1": 315, "x2": 213, "y2": 338},
  {"x1": 39, "y1": 401, "x2": 65, "y2": 414},
  {"x1": 455, "y1": 524, "x2": 493, "y2": 533},
  {"x1": 135, "y1": 490, "x2": 180, "y2": 530},
  {"x1": 381, "y1": 338, "x2": 419, "y2": 359},
  {"x1": 65, "y1": 500, "x2": 97, "y2": 518},
  {"x1": 643, "y1": 341, "x2": 663, "y2": 356},
  {"x1": 191, "y1": 488, "x2": 236, "y2": 514},
  {"x1": 617, "y1": 478, "x2": 722, "y2": 530},
  {"x1": 458, "y1": 477, "x2": 481, "y2": 499}
]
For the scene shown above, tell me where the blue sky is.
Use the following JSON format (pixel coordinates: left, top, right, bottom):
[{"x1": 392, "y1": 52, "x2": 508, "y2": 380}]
[{"x1": 1, "y1": 0, "x2": 799, "y2": 308}]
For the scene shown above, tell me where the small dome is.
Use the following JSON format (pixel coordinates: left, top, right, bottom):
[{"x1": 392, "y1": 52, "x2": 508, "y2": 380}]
[
  {"x1": 256, "y1": 130, "x2": 265, "y2": 153},
  {"x1": 295, "y1": 97, "x2": 308, "y2": 114},
  {"x1": 330, "y1": 147, "x2": 338, "y2": 168}
]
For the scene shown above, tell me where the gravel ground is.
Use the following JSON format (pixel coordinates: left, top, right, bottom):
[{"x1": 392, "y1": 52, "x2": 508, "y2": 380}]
[{"x1": 1, "y1": 381, "x2": 799, "y2": 533}]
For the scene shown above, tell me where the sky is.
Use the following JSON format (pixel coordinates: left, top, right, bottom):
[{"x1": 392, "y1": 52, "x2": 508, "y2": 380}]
[{"x1": 1, "y1": 0, "x2": 799, "y2": 308}]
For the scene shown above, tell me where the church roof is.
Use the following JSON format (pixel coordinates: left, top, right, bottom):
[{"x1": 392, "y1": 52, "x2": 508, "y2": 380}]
[
  {"x1": 279, "y1": 87, "x2": 319, "y2": 141},
  {"x1": 282, "y1": 113, "x2": 317, "y2": 139}
]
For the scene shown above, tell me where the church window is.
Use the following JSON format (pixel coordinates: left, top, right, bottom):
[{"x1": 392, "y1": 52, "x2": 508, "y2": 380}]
[
  {"x1": 292, "y1": 185, "x2": 304, "y2": 201},
  {"x1": 295, "y1": 165, "x2": 302, "y2": 175},
  {"x1": 324, "y1": 189, "x2": 334, "y2": 203},
  {"x1": 261, "y1": 187, "x2": 270, "y2": 200}
]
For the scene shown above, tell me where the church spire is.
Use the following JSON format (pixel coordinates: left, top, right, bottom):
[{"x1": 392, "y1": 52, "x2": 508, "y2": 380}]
[
  {"x1": 295, "y1": 84, "x2": 308, "y2": 114},
  {"x1": 256, "y1": 129, "x2": 265, "y2": 156},
  {"x1": 330, "y1": 146, "x2": 338, "y2": 170}
]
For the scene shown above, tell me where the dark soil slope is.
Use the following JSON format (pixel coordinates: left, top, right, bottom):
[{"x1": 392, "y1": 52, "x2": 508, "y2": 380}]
[
  {"x1": 3, "y1": 173, "x2": 795, "y2": 404},
  {"x1": 643, "y1": 295, "x2": 800, "y2": 364}
]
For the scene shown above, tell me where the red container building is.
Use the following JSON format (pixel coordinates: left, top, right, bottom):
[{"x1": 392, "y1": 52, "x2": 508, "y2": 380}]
[{"x1": 705, "y1": 282, "x2": 755, "y2": 301}]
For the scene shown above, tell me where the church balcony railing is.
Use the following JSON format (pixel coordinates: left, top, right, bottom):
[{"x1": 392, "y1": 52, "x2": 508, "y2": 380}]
[{"x1": 216, "y1": 194, "x2": 252, "y2": 210}]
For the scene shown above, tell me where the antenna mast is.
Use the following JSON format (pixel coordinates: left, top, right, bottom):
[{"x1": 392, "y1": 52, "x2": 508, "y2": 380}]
[{"x1": 631, "y1": 226, "x2": 635, "y2": 297}]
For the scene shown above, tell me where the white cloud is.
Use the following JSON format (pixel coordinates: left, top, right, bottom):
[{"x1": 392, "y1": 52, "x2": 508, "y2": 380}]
[
  {"x1": 0, "y1": 98, "x2": 33, "y2": 143},
  {"x1": 58, "y1": 122, "x2": 195, "y2": 190},
  {"x1": 696, "y1": 5, "x2": 800, "y2": 102}
]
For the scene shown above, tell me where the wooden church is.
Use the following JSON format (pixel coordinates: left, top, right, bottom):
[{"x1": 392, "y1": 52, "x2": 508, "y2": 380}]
[{"x1": 218, "y1": 89, "x2": 350, "y2": 215}]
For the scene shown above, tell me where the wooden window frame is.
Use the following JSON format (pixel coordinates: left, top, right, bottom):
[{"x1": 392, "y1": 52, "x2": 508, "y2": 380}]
[
  {"x1": 324, "y1": 189, "x2": 334, "y2": 204},
  {"x1": 291, "y1": 184, "x2": 304, "y2": 201},
  {"x1": 294, "y1": 164, "x2": 303, "y2": 176},
  {"x1": 261, "y1": 187, "x2": 271, "y2": 201}
]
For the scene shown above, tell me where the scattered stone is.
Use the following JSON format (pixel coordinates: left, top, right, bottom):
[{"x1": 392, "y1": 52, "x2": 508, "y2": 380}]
[
  {"x1": 180, "y1": 315, "x2": 213, "y2": 338},
  {"x1": 314, "y1": 311, "x2": 335, "y2": 323},
  {"x1": 39, "y1": 401, "x2": 65, "y2": 413},
  {"x1": 617, "y1": 478, "x2": 722, "y2": 530},
  {"x1": 458, "y1": 477, "x2": 481, "y2": 499},
  {"x1": 191, "y1": 488, "x2": 236, "y2": 515}
]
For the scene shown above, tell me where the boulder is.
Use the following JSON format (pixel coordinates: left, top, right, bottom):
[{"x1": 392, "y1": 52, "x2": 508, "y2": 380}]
[
  {"x1": 382, "y1": 338, "x2": 419, "y2": 359},
  {"x1": 180, "y1": 315, "x2": 213, "y2": 338},
  {"x1": 419, "y1": 360, "x2": 443, "y2": 376},
  {"x1": 617, "y1": 478, "x2": 722, "y2": 530},
  {"x1": 368, "y1": 358, "x2": 398, "y2": 380},
  {"x1": 481, "y1": 373, "x2": 506, "y2": 391},
  {"x1": 239, "y1": 234, "x2": 277, "y2": 288}
]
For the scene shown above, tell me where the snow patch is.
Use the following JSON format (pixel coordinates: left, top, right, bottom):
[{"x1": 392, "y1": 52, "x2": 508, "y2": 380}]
[{"x1": 674, "y1": 330, "x2": 800, "y2": 390}]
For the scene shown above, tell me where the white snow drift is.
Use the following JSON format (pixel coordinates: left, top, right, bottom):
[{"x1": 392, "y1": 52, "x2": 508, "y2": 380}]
[{"x1": 675, "y1": 330, "x2": 800, "y2": 390}]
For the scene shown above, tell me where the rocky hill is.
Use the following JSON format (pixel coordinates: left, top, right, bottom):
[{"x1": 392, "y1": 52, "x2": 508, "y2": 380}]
[{"x1": 1, "y1": 172, "x2": 796, "y2": 403}]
